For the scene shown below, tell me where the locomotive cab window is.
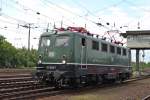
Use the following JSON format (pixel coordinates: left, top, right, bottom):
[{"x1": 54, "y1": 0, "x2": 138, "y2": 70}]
[
  {"x1": 101, "y1": 43, "x2": 108, "y2": 52},
  {"x1": 110, "y1": 45, "x2": 115, "y2": 53},
  {"x1": 92, "y1": 40, "x2": 99, "y2": 50},
  {"x1": 81, "y1": 38, "x2": 86, "y2": 46},
  {"x1": 117, "y1": 47, "x2": 121, "y2": 55},
  {"x1": 40, "y1": 36, "x2": 51, "y2": 47},
  {"x1": 55, "y1": 36, "x2": 69, "y2": 47},
  {"x1": 123, "y1": 48, "x2": 127, "y2": 56}
]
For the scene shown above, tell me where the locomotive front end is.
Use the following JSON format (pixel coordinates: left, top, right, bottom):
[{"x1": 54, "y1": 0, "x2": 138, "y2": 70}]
[{"x1": 36, "y1": 31, "x2": 75, "y2": 86}]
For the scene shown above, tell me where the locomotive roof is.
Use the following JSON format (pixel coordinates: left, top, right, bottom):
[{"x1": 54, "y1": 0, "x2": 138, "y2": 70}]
[{"x1": 41, "y1": 30, "x2": 128, "y2": 49}]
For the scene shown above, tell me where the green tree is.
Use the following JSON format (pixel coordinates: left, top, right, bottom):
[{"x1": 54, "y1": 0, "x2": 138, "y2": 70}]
[
  {"x1": 0, "y1": 35, "x2": 17, "y2": 67},
  {"x1": 0, "y1": 35, "x2": 38, "y2": 68},
  {"x1": 15, "y1": 48, "x2": 38, "y2": 68}
]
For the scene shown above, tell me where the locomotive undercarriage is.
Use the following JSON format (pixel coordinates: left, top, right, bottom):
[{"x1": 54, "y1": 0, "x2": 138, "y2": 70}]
[
  {"x1": 35, "y1": 63, "x2": 132, "y2": 88},
  {"x1": 36, "y1": 72, "x2": 101, "y2": 88},
  {"x1": 36, "y1": 69, "x2": 131, "y2": 88}
]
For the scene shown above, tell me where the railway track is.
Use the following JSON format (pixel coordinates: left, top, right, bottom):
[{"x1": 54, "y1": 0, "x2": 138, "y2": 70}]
[
  {"x1": 0, "y1": 81, "x2": 38, "y2": 89},
  {"x1": 0, "y1": 74, "x2": 33, "y2": 83},
  {"x1": 0, "y1": 74, "x2": 64, "y2": 100},
  {"x1": 0, "y1": 74, "x2": 150, "y2": 100},
  {"x1": 0, "y1": 74, "x2": 31, "y2": 78},
  {"x1": 142, "y1": 95, "x2": 150, "y2": 100},
  {"x1": 0, "y1": 74, "x2": 51, "y2": 100}
]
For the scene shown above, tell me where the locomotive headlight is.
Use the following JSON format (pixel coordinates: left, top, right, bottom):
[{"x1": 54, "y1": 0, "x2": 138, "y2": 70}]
[
  {"x1": 38, "y1": 55, "x2": 42, "y2": 64},
  {"x1": 38, "y1": 60, "x2": 42, "y2": 64},
  {"x1": 62, "y1": 55, "x2": 67, "y2": 64},
  {"x1": 62, "y1": 60, "x2": 66, "y2": 64}
]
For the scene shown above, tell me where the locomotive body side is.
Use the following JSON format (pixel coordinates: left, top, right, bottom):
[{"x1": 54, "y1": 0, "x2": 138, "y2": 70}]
[{"x1": 72, "y1": 33, "x2": 131, "y2": 80}]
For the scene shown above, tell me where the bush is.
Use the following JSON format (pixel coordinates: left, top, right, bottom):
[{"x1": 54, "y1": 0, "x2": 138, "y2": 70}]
[{"x1": 0, "y1": 35, "x2": 38, "y2": 68}]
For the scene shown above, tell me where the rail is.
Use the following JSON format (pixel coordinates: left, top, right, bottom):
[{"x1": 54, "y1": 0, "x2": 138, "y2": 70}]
[
  {"x1": 142, "y1": 95, "x2": 150, "y2": 100},
  {"x1": 0, "y1": 74, "x2": 150, "y2": 100}
]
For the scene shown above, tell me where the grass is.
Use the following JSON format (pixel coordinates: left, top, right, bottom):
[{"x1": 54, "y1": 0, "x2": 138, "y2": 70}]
[
  {"x1": 69, "y1": 95, "x2": 102, "y2": 100},
  {"x1": 68, "y1": 94, "x2": 119, "y2": 100}
]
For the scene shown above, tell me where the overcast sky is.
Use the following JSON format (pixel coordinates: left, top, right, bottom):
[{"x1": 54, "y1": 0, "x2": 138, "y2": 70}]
[{"x1": 0, "y1": 0, "x2": 150, "y2": 62}]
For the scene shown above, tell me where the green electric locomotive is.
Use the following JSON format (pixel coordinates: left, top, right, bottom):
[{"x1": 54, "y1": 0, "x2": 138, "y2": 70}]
[{"x1": 36, "y1": 27, "x2": 132, "y2": 87}]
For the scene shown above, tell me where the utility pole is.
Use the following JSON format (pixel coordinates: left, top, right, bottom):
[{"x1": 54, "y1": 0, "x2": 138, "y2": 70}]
[
  {"x1": 28, "y1": 24, "x2": 31, "y2": 51},
  {"x1": 136, "y1": 21, "x2": 141, "y2": 76},
  {"x1": 46, "y1": 23, "x2": 49, "y2": 32},
  {"x1": 136, "y1": 49, "x2": 140, "y2": 76},
  {"x1": 20, "y1": 23, "x2": 37, "y2": 51},
  {"x1": 61, "y1": 16, "x2": 63, "y2": 28}
]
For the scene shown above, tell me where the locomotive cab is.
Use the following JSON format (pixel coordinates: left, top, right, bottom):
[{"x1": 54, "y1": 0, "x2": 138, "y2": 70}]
[{"x1": 38, "y1": 33, "x2": 72, "y2": 63}]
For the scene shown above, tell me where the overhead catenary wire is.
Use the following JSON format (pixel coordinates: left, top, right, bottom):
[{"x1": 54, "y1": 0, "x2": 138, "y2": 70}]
[
  {"x1": 5, "y1": 0, "x2": 150, "y2": 31},
  {"x1": 70, "y1": 0, "x2": 127, "y2": 40},
  {"x1": 40, "y1": 0, "x2": 75, "y2": 25},
  {"x1": 39, "y1": 0, "x2": 125, "y2": 43},
  {"x1": 7, "y1": 0, "x2": 108, "y2": 30},
  {"x1": 11, "y1": 0, "x2": 117, "y2": 31},
  {"x1": 0, "y1": 26, "x2": 20, "y2": 34},
  {"x1": 0, "y1": 16, "x2": 46, "y2": 33},
  {"x1": 0, "y1": 18, "x2": 18, "y2": 25},
  {"x1": 10, "y1": 0, "x2": 73, "y2": 28},
  {"x1": 43, "y1": 0, "x2": 114, "y2": 31},
  {"x1": 121, "y1": 0, "x2": 150, "y2": 28},
  {"x1": 2, "y1": 0, "x2": 148, "y2": 45},
  {"x1": 10, "y1": 0, "x2": 55, "y2": 25},
  {"x1": 93, "y1": 0, "x2": 126, "y2": 14},
  {"x1": 70, "y1": 0, "x2": 95, "y2": 17},
  {"x1": 10, "y1": 0, "x2": 101, "y2": 31},
  {"x1": 70, "y1": 0, "x2": 126, "y2": 27}
]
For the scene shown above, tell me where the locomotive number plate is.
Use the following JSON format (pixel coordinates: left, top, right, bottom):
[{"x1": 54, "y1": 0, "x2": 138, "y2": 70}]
[
  {"x1": 46, "y1": 66, "x2": 56, "y2": 70},
  {"x1": 48, "y1": 52, "x2": 55, "y2": 57}
]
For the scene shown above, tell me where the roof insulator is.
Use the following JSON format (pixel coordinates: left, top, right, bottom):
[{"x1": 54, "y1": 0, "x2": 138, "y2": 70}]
[{"x1": 106, "y1": 22, "x2": 110, "y2": 25}]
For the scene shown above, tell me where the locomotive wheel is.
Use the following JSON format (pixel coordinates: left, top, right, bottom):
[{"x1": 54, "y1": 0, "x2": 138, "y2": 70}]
[
  {"x1": 68, "y1": 78, "x2": 80, "y2": 88},
  {"x1": 97, "y1": 75, "x2": 103, "y2": 84},
  {"x1": 55, "y1": 79, "x2": 63, "y2": 89},
  {"x1": 116, "y1": 74, "x2": 124, "y2": 84},
  {"x1": 55, "y1": 82, "x2": 61, "y2": 89}
]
